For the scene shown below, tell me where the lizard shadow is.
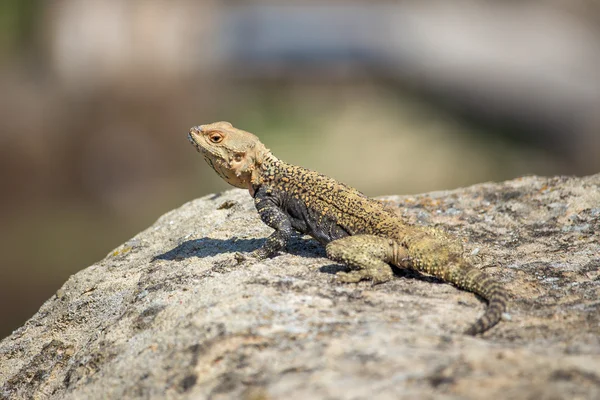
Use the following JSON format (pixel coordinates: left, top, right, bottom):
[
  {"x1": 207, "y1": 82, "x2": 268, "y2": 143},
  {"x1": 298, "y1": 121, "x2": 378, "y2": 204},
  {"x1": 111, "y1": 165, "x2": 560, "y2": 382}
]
[
  {"x1": 152, "y1": 234, "x2": 326, "y2": 262},
  {"x1": 154, "y1": 236, "x2": 443, "y2": 285},
  {"x1": 152, "y1": 237, "x2": 263, "y2": 261}
]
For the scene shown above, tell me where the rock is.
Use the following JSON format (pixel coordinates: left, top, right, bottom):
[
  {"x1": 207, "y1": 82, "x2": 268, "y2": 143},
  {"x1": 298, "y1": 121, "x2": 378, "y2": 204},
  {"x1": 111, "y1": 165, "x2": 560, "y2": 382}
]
[{"x1": 1, "y1": 174, "x2": 599, "y2": 399}]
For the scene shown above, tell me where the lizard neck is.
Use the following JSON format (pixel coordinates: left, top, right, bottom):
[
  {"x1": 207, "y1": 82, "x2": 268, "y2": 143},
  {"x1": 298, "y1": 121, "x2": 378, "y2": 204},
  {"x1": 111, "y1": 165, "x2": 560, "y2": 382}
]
[{"x1": 249, "y1": 150, "x2": 279, "y2": 196}]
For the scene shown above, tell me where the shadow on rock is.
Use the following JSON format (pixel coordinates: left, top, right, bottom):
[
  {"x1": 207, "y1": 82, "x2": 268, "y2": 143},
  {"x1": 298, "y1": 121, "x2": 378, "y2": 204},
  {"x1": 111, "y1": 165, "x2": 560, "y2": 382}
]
[
  {"x1": 152, "y1": 235, "x2": 326, "y2": 262},
  {"x1": 152, "y1": 237, "x2": 266, "y2": 261}
]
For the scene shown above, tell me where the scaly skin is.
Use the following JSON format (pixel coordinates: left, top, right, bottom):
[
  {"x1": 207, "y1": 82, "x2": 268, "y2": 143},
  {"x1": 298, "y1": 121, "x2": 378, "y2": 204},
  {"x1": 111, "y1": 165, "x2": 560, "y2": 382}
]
[{"x1": 188, "y1": 121, "x2": 508, "y2": 335}]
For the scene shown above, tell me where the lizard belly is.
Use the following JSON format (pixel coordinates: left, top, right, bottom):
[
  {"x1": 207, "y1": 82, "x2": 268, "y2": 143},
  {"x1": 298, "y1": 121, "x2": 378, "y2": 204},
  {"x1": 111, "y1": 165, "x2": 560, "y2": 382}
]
[{"x1": 285, "y1": 196, "x2": 350, "y2": 244}]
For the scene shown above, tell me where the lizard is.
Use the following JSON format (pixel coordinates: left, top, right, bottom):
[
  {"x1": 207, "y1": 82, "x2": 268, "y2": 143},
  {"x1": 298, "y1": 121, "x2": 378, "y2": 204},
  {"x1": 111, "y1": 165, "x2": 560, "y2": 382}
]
[{"x1": 188, "y1": 121, "x2": 508, "y2": 335}]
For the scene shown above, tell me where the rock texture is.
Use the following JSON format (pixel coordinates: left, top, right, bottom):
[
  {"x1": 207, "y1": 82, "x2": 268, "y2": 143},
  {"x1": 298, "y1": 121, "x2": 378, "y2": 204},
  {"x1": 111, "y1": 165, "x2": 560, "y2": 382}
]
[{"x1": 1, "y1": 174, "x2": 599, "y2": 399}]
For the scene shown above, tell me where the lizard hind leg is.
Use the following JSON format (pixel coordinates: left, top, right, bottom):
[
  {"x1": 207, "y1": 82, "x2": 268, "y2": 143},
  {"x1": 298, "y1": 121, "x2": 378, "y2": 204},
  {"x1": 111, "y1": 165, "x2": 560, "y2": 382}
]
[{"x1": 326, "y1": 235, "x2": 405, "y2": 284}]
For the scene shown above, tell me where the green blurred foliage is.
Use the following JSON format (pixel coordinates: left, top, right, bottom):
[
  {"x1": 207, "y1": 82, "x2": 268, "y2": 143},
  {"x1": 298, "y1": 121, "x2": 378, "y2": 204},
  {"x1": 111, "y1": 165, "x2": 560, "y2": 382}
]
[{"x1": 0, "y1": 0, "x2": 39, "y2": 58}]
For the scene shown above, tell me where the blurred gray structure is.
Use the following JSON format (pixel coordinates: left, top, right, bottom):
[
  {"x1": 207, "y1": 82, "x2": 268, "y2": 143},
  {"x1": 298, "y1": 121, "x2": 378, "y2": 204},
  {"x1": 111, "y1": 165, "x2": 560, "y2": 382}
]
[{"x1": 45, "y1": 0, "x2": 600, "y2": 168}]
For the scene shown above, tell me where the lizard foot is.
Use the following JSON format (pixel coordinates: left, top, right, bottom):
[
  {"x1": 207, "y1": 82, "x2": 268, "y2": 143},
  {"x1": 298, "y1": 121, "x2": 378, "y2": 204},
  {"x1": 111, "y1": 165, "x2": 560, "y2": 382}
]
[
  {"x1": 335, "y1": 269, "x2": 392, "y2": 285},
  {"x1": 327, "y1": 235, "x2": 396, "y2": 285},
  {"x1": 233, "y1": 252, "x2": 250, "y2": 264},
  {"x1": 233, "y1": 247, "x2": 274, "y2": 264},
  {"x1": 335, "y1": 271, "x2": 365, "y2": 283}
]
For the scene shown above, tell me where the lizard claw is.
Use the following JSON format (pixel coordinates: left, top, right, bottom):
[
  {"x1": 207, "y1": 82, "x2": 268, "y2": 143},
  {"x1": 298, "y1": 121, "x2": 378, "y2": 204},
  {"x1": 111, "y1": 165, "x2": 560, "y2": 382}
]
[
  {"x1": 335, "y1": 271, "x2": 364, "y2": 283},
  {"x1": 335, "y1": 270, "x2": 392, "y2": 285},
  {"x1": 249, "y1": 248, "x2": 271, "y2": 260},
  {"x1": 369, "y1": 272, "x2": 393, "y2": 285},
  {"x1": 233, "y1": 248, "x2": 272, "y2": 264},
  {"x1": 233, "y1": 252, "x2": 249, "y2": 264}
]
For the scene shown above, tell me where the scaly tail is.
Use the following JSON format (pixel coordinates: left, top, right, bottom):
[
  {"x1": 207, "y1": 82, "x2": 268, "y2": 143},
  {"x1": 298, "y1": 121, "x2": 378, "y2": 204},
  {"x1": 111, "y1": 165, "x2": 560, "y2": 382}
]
[
  {"x1": 442, "y1": 261, "x2": 508, "y2": 335},
  {"x1": 404, "y1": 229, "x2": 508, "y2": 335}
]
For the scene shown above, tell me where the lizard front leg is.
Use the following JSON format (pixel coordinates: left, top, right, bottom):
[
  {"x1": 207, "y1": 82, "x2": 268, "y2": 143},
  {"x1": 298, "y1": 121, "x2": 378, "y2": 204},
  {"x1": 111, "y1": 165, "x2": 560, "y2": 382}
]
[
  {"x1": 326, "y1": 235, "x2": 408, "y2": 284},
  {"x1": 249, "y1": 187, "x2": 294, "y2": 259}
]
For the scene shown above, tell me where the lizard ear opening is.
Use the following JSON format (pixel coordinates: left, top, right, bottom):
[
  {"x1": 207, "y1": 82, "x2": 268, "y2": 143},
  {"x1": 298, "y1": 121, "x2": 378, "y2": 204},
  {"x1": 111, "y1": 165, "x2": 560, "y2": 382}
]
[{"x1": 233, "y1": 153, "x2": 245, "y2": 162}]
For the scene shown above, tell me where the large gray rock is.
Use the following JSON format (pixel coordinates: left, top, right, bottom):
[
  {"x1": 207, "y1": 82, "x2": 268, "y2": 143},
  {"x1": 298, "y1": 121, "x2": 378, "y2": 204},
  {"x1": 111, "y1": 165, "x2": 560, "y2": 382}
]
[{"x1": 1, "y1": 174, "x2": 599, "y2": 399}]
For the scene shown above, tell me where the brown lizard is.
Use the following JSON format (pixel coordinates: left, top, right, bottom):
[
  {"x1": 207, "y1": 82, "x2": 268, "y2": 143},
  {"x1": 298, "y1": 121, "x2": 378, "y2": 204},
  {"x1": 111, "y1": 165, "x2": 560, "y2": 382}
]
[{"x1": 188, "y1": 121, "x2": 508, "y2": 335}]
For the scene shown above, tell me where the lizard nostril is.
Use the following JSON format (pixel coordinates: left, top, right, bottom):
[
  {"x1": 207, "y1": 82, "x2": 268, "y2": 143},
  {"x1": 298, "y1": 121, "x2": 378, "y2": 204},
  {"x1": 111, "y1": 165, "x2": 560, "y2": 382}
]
[{"x1": 190, "y1": 126, "x2": 203, "y2": 134}]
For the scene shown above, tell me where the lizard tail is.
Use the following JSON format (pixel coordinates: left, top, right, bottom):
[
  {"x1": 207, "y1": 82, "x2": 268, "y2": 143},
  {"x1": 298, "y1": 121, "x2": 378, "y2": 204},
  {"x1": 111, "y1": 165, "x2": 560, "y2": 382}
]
[
  {"x1": 442, "y1": 260, "x2": 508, "y2": 335},
  {"x1": 400, "y1": 231, "x2": 508, "y2": 335},
  {"x1": 400, "y1": 227, "x2": 509, "y2": 334}
]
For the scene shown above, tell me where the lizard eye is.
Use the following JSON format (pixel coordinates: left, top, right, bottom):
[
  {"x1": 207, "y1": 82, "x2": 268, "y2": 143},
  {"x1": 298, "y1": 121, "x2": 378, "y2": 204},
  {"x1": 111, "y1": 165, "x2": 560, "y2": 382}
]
[{"x1": 209, "y1": 133, "x2": 223, "y2": 143}]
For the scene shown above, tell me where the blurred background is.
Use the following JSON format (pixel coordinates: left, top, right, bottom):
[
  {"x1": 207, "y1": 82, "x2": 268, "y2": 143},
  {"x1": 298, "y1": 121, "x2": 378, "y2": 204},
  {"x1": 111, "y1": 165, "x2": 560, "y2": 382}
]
[{"x1": 1, "y1": 0, "x2": 599, "y2": 339}]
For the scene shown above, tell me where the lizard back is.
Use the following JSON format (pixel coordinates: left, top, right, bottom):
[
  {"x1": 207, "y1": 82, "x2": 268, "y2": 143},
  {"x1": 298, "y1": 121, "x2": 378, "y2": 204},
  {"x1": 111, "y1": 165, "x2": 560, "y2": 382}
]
[{"x1": 257, "y1": 159, "x2": 405, "y2": 244}]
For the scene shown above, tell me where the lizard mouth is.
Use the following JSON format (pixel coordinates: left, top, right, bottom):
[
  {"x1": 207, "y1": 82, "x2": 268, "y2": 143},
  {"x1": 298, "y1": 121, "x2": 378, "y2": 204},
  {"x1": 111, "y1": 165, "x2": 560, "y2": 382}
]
[
  {"x1": 188, "y1": 129, "x2": 233, "y2": 183},
  {"x1": 188, "y1": 132, "x2": 200, "y2": 150},
  {"x1": 188, "y1": 131, "x2": 210, "y2": 158}
]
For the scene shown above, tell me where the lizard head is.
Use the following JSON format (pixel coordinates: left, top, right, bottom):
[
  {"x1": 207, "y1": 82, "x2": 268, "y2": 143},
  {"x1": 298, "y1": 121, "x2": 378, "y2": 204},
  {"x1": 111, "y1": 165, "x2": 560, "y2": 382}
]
[{"x1": 188, "y1": 121, "x2": 271, "y2": 190}]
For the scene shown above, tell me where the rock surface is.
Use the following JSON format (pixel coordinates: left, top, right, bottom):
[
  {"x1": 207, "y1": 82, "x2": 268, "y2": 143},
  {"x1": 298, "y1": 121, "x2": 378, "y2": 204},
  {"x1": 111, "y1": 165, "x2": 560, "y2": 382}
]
[{"x1": 1, "y1": 174, "x2": 599, "y2": 399}]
